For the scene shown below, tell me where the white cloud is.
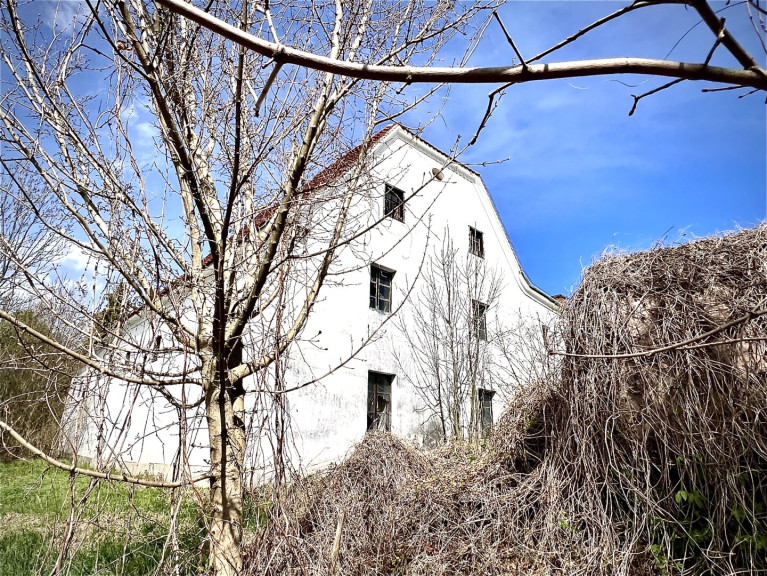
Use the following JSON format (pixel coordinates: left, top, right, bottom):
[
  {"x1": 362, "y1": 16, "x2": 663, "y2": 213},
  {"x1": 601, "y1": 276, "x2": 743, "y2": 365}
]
[
  {"x1": 58, "y1": 244, "x2": 93, "y2": 275},
  {"x1": 134, "y1": 121, "x2": 159, "y2": 141},
  {"x1": 42, "y1": 0, "x2": 89, "y2": 36}
]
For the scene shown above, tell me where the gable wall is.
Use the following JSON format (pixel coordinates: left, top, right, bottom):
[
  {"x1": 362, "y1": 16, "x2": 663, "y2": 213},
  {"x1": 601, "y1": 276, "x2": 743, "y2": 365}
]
[{"x1": 273, "y1": 127, "x2": 556, "y2": 472}]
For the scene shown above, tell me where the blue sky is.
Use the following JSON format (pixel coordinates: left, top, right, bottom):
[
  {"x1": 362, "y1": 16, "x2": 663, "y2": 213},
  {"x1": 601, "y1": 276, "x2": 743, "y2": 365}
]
[
  {"x1": 14, "y1": 1, "x2": 765, "y2": 298},
  {"x1": 410, "y1": 1, "x2": 766, "y2": 296}
]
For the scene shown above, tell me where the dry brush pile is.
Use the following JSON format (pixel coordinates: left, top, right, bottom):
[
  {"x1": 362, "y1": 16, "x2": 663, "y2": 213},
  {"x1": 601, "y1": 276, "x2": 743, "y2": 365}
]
[
  {"x1": 245, "y1": 225, "x2": 767, "y2": 575},
  {"x1": 245, "y1": 433, "x2": 529, "y2": 575}
]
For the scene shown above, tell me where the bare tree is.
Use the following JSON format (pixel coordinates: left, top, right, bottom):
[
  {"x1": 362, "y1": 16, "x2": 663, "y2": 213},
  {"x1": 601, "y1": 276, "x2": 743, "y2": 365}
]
[
  {"x1": 395, "y1": 226, "x2": 562, "y2": 445},
  {"x1": 0, "y1": 172, "x2": 67, "y2": 309},
  {"x1": 0, "y1": 173, "x2": 77, "y2": 462},
  {"x1": 0, "y1": 306, "x2": 81, "y2": 460},
  {"x1": 0, "y1": 1, "x2": 492, "y2": 574},
  {"x1": 2, "y1": 1, "x2": 759, "y2": 573},
  {"x1": 394, "y1": 232, "x2": 505, "y2": 443}
]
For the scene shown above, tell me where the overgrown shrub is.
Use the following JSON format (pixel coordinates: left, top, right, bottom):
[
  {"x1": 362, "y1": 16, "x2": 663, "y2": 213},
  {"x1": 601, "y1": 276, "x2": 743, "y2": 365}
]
[
  {"x1": 245, "y1": 225, "x2": 767, "y2": 576},
  {"x1": 0, "y1": 310, "x2": 76, "y2": 461},
  {"x1": 495, "y1": 224, "x2": 767, "y2": 574}
]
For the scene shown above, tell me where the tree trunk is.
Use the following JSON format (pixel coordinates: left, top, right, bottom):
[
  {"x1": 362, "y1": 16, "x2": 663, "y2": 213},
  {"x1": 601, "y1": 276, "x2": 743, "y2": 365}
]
[{"x1": 204, "y1": 355, "x2": 246, "y2": 576}]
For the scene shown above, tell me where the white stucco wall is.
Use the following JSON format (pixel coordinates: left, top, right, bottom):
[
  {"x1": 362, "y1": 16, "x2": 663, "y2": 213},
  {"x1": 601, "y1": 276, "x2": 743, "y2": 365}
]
[
  {"x1": 260, "y1": 127, "x2": 558, "y2": 472},
  {"x1": 60, "y1": 125, "x2": 557, "y2": 480}
]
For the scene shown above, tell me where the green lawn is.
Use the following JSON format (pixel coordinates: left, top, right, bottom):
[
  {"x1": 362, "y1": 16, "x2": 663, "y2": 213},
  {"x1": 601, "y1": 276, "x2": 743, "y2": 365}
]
[{"x1": 0, "y1": 459, "x2": 208, "y2": 576}]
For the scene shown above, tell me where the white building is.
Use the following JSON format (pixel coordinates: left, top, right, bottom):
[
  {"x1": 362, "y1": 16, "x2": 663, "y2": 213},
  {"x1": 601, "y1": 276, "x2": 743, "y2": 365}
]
[{"x1": 61, "y1": 124, "x2": 558, "y2": 480}]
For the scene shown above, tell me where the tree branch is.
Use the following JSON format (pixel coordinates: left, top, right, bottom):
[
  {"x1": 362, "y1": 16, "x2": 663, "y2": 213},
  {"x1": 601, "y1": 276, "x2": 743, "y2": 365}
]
[
  {"x1": 629, "y1": 78, "x2": 685, "y2": 116},
  {"x1": 492, "y1": 11, "x2": 527, "y2": 70},
  {"x1": 691, "y1": 0, "x2": 762, "y2": 70},
  {"x1": 0, "y1": 420, "x2": 211, "y2": 488},
  {"x1": 156, "y1": 0, "x2": 767, "y2": 90},
  {"x1": 0, "y1": 309, "x2": 196, "y2": 386}
]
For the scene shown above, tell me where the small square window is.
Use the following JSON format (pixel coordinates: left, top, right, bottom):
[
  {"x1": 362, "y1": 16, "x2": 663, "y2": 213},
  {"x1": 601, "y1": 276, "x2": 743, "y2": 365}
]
[
  {"x1": 294, "y1": 225, "x2": 310, "y2": 244},
  {"x1": 367, "y1": 371, "x2": 393, "y2": 431},
  {"x1": 472, "y1": 300, "x2": 488, "y2": 341},
  {"x1": 469, "y1": 227, "x2": 484, "y2": 258},
  {"x1": 478, "y1": 389, "x2": 495, "y2": 434},
  {"x1": 370, "y1": 265, "x2": 394, "y2": 313},
  {"x1": 384, "y1": 184, "x2": 405, "y2": 222}
]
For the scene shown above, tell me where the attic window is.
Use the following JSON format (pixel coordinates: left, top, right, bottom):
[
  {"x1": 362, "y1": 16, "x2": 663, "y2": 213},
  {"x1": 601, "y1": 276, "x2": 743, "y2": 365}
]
[
  {"x1": 384, "y1": 184, "x2": 405, "y2": 222},
  {"x1": 294, "y1": 225, "x2": 310, "y2": 245},
  {"x1": 469, "y1": 227, "x2": 484, "y2": 258},
  {"x1": 152, "y1": 335, "x2": 161, "y2": 361}
]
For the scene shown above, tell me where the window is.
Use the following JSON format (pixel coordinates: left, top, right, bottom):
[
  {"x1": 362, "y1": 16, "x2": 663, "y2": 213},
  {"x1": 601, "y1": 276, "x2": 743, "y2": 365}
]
[
  {"x1": 541, "y1": 324, "x2": 550, "y2": 350},
  {"x1": 151, "y1": 335, "x2": 162, "y2": 361},
  {"x1": 367, "y1": 372, "x2": 393, "y2": 431},
  {"x1": 294, "y1": 225, "x2": 310, "y2": 244},
  {"x1": 478, "y1": 389, "x2": 495, "y2": 434},
  {"x1": 370, "y1": 265, "x2": 394, "y2": 313},
  {"x1": 469, "y1": 226, "x2": 484, "y2": 258},
  {"x1": 384, "y1": 184, "x2": 405, "y2": 222},
  {"x1": 472, "y1": 300, "x2": 488, "y2": 340}
]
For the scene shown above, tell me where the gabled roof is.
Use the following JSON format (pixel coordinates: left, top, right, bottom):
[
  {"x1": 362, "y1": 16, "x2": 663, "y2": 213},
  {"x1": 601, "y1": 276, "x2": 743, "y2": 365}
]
[
  {"x1": 127, "y1": 125, "x2": 399, "y2": 320},
  {"x1": 212, "y1": 123, "x2": 397, "y2": 253},
  {"x1": 222, "y1": 122, "x2": 558, "y2": 310},
  {"x1": 303, "y1": 123, "x2": 398, "y2": 193}
]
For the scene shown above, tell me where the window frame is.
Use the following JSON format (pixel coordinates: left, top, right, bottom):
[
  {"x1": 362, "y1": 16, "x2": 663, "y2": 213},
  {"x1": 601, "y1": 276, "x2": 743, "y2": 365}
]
[
  {"x1": 384, "y1": 184, "x2": 405, "y2": 222},
  {"x1": 367, "y1": 371, "x2": 393, "y2": 432},
  {"x1": 151, "y1": 334, "x2": 162, "y2": 362},
  {"x1": 472, "y1": 300, "x2": 488, "y2": 341},
  {"x1": 294, "y1": 224, "x2": 310, "y2": 244},
  {"x1": 370, "y1": 264, "x2": 394, "y2": 313},
  {"x1": 478, "y1": 388, "x2": 495, "y2": 434},
  {"x1": 469, "y1": 226, "x2": 485, "y2": 258}
]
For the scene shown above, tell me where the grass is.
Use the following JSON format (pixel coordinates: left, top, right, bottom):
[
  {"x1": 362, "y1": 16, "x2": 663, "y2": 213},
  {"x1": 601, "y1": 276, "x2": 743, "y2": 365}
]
[
  {"x1": 0, "y1": 458, "x2": 208, "y2": 576},
  {"x1": 0, "y1": 458, "x2": 171, "y2": 516}
]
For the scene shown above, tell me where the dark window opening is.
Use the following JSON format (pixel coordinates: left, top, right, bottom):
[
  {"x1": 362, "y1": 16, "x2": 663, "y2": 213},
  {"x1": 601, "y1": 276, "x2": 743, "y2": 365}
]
[
  {"x1": 370, "y1": 265, "x2": 394, "y2": 313},
  {"x1": 478, "y1": 389, "x2": 495, "y2": 434},
  {"x1": 384, "y1": 184, "x2": 405, "y2": 222},
  {"x1": 472, "y1": 300, "x2": 488, "y2": 341},
  {"x1": 152, "y1": 335, "x2": 161, "y2": 361},
  {"x1": 469, "y1": 227, "x2": 484, "y2": 258},
  {"x1": 294, "y1": 225, "x2": 310, "y2": 244},
  {"x1": 367, "y1": 371, "x2": 393, "y2": 431}
]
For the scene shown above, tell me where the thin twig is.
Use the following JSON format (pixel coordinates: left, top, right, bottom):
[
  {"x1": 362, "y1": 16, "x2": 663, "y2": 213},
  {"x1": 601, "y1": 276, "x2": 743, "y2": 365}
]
[
  {"x1": 329, "y1": 510, "x2": 345, "y2": 573},
  {"x1": 492, "y1": 11, "x2": 527, "y2": 69},
  {"x1": 0, "y1": 420, "x2": 212, "y2": 488},
  {"x1": 629, "y1": 78, "x2": 684, "y2": 116},
  {"x1": 469, "y1": 82, "x2": 512, "y2": 146}
]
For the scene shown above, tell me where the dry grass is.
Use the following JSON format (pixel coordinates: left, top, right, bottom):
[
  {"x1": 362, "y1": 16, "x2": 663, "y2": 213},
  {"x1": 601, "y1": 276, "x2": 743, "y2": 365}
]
[{"x1": 245, "y1": 225, "x2": 767, "y2": 576}]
